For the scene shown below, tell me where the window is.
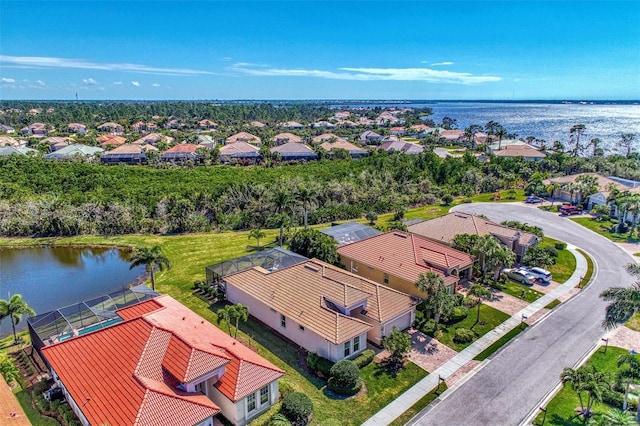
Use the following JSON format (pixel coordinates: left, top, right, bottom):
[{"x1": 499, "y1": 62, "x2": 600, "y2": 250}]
[
  {"x1": 299, "y1": 325, "x2": 305, "y2": 331},
  {"x1": 351, "y1": 265, "x2": 358, "y2": 273},
  {"x1": 353, "y1": 336, "x2": 360, "y2": 352},
  {"x1": 247, "y1": 393, "x2": 256, "y2": 412},
  {"x1": 383, "y1": 273, "x2": 389, "y2": 285},
  {"x1": 260, "y1": 385, "x2": 269, "y2": 405},
  {"x1": 281, "y1": 315, "x2": 286, "y2": 328},
  {"x1": 344, "y1": 341, "x2": 351, "y2": 357}
]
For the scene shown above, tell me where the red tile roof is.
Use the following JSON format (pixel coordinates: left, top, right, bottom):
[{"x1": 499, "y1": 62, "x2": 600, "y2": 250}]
[
  {"x1": 163, "y1": 143, "x2": 199, "y2": 153},
  {"x1": 42, "y1": 295, "x2": 284, "y2": 425},
  {"x1": 338, "y1": 231, "x2": 473, "y2": 286}
]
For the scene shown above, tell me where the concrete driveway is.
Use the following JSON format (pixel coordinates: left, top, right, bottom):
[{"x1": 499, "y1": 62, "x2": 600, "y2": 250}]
[{"x1": 410, "y1": 203, "x2": 638, "y2": 426}]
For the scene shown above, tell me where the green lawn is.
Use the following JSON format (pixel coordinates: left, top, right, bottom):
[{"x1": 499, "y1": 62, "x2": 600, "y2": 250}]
[
  {"x1": 544, "y1": 299, "x2": 561, "y2": 310},
  {"x1": 571, "y1": 217, "x2": 640, "y2": 243},
  {"x1": 14, "y1": 389, "x2": 60, "y2": 426},
  {"x1": 389, "y1": 383, "x2": 448, "y2": 426},
  {"x1": 433, "y1": 304, "x2": 510, "y2": 352},
  {"x1": 502, "y1": 280, "x2": 545, "y2": 303},
  {"x1": 538, "y1": 237, "x2": 576, "y2": 284},
  {"x1": 576, "y1": 249, "x2": 594, "y2": 289},
  {"x1": 533, "y1": 346, "x2": 630, "y2": 426},
  {"x1": 473, "y1": 324, "x2": 528, "y2": 361},
  {"x1": 626, "y1": 313, "x2": 640, "y2": 332}
]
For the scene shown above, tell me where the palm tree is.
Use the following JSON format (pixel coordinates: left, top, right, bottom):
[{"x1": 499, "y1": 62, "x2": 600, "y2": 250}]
[
  {"x1": 600, "y1": 263, "x2": 640, "y2": 329},
  {"x1": 216, "y1": 305, "x2": 234, "y2": 335},
  {"x1": 270, "y1": 187, "x2": 295, "y2": 244},
  {"x1": 595, "y1": 409, "x2": 637, "y2": 425},
  {"x1": 269, "y1": 213, "x2": 291, "y2": 246},
  {"x1": 129, "y1": 245, "x2": 171, "y2": 291},
  {"x1": 570, "y1": 124, "x2": 586, "y2": 156},
  {"x1": 495, "y1": 126, "x2": 507, "y2": 151},
  {"x1": 229, "y1": 304, "x2": 249, "y2": 338},
  {"x1": 560, "y1": 364, "x2": 611, "y2": 418},
  {"x1": 589, "y1": 138, "x2": 602, "y2": 158},
  {"x1": 620, "y1": 133, "x2": 637, "y2": 158},
  {"x1": 415, "y1": 272, "x2": 454, "y2": 327},
  {"x1": 0, "y1": 294, "x2": 36, "y2": 343},
  {"x1": 248, "y1": 227, "x2": 266, "y2": 251},
  {"x1": 296, "y1": 184, "x2": 316, "y2": 229},
  {"x1": 616, "y1": 352, "x2": 640, "y2": 413},
  {"x1": 467, "y1": 284, "x2": 493, "y2": 326}
]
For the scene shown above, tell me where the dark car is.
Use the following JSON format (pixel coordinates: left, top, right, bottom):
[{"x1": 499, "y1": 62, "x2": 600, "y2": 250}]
[
  {"x1": 525, "y1": 196, "x2": 545, "y2": 204},
  {"x1": 559, "y1": 205, "x2": 583, "y2": 215}
]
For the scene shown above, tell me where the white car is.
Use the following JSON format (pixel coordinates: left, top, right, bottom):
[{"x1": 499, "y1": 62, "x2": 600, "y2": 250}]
[{"x1": 521, "y1": 266, "x2": 552, "y2": 283}]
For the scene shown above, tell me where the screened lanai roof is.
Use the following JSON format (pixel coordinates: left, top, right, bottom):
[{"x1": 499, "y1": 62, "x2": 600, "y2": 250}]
[
  {"x1": 28, "y1": 285, "x2": 159, "y2": 347},
  {"x1": 206, "y1": 247, "x2": 308, "y2": 282},
  {"x1": 320, "y1": 222, "x2": 382, "y2": 247}
]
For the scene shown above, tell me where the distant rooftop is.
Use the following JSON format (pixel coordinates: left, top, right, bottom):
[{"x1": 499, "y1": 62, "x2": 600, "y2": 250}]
[{"x1": 320, "y1": 222, "x2": 382, "y2": 247}]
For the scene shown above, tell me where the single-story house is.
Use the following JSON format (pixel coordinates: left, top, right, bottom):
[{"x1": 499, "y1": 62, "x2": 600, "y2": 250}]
[
  {"x1": 271, "y1": 142, "x2": 318, "y2": 162},
  {"x1": 312, "y1": 133, "x2": 344, "y2": 144},
  {"x1": 100, "y1": 144, "x2": 148, "y2": 164},
  {"x1": 0, "y1": 124, "x2": 16, "y2": 134},
  {"x1": 44, "y1": 144, "x2": 103, "y2": 160},
  {"x1": 379, "y1": 140, "x2": 424, "y2": 155},
  {"x1": 409, "y1": 124, "x2": 433, "y2": 138},
  {"x1": 337, "y1": 120, "x2": 358, "y2": 128},
  {"x1": 320, "y1": 139, "x2": 368, "y2": 158},
  {"x1": 320, "y1": 222, "x2": 382, "y2": 247},
  {"x1": 40, "y1": 295, "x2": 284, "y2": 426},
  {"x1": 226, "y1": 132, "x2": 261, "y2": 146},
  {"x1": 438, "y1": 129, "x2": 464, "y2": 142},
  {"x1": 0, "y1": 136, "x2": 21, "y2": 147},
  {"x1": 407, "y1": 212, "x2": 539, "y2": 261},
  {"x1": 161, "y1": 143, "x2": 203, "y2": 163},
  {"x1": 280, "y1": 121, "x2": 304, "y2": 130},
  {"x1": 0, "y1": 146, "x2": 27, "y2": 156},
  {"x1": 224, "y1": 259, "x2": 416, "y2": 359},
  {"x1": 390, "y1": 126, "x2": 406, "y2": 136},
  {"x1": 21, "y1": 122, "x2": 49, "y2": 136},
  {"x1": 492, "y1": 144, "x2": 546, "y2": 161},
  {"x1": 132, "y1": 132, "x2": 174, "y2": 146},
  {"x1": 219, "y1": 141, "x2": 260, "y2": 164},
  {"x1": 43, "y1": 136, "x2": 75, "y2": 152},
  {"x1": 97, "y1": 134, "x2": 127, "y2": 148},
  {"x1": 337, "y1": 231, "x2": 474, "y2": 297},
  {"x1": 97, "y1": 122, "x2": 124, "y2": 134},
  {"x1": 248, "y1": 121, "x2": 267, "y2": 128},
  {"x1": 66, "y1": 123, "x2": 87, "y2": 134},
  {"x1": 198, "y1": 119, "x2": 218, "y2": 130},
  {"x1": 273, "y1": 132, "x2": 303, "y2": 145},
  {"x1": 312, "y1": 121, "x2": 336, "y2": 129},
  {"x1": 132, "y1": 121, "x2": 157, "y2": 132}
]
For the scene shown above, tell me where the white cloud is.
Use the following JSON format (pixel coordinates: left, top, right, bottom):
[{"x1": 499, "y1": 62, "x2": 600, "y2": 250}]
[
  {"x1": 131, "y1": 81, "x2": 140, "y2": 87},
  {"x1": 0, "y1": 55, "x2": 214, "y2": 76},
  {"x1": 1, "y1": 77, "x2": 15, "y2": 83},
  {"x1": 152, "y1": 83, "x2": 161, "y2": 87},
  {"x1": 430, "y1": 61, "x2": 454, "y2": 66},
  {"x1": 113, "y1": 81, "x2": 123, "y2": 85},
  {"x1": 231, "y1": 63, "x2": 500, "y2": 84},
  {"x1": 83, "y1": 78, "x2": 97, "y2": 85},
  {"x1": 35, "y1": 79, "x2": 45, "y2": 86},
  {"x1": 222, "y1": 57, "x2": 232, "y2": 61}
]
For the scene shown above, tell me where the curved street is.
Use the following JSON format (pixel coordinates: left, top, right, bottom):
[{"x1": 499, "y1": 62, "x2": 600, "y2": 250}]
[{"x1": 410, "y1": 203, "x2": 638, "y2": 426}]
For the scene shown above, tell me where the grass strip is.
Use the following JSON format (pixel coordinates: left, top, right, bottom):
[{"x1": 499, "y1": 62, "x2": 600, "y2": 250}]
[
  {"x1": 576, "y1": 248, "x2": 594, "y2": 289},
  {"x1": 544, "y1": 299, "x2": 561, "y2": 310},
  {"x1": 473, "y1": 323, "x2": 528, "y2": 361},
  {"x1": 389, "y1": 383, "x2": 448, "y2": 426}
]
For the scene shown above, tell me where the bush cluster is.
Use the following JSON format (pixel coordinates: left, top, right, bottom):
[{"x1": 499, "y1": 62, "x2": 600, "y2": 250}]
[
  {"x1": 327, "y1": 360, "x2": 363, "y2": 396},
  {"x1": 453, "y1": 328, "x2": 476, "y2": 343},
  {"x1": 352, "y1": 349, "x2": 375, "y2": 368},
  {"x1": 306, "y1": 352, "x2": 334, "y2": 378},
  {"x1": 280, "y1": 392, "x2": 313, "y2": 426}
]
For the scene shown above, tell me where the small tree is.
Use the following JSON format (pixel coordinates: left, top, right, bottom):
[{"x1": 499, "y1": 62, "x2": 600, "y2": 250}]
[
  {"x1": 560, "y1": 364, "x2": 611, "y2": 418},
  {"x1": 0, "y1": 353, "x2": 19, "y2": 384},
  {"x1": 281, "y1": 392, "x2": 313, "y2": 426},
  {"x1": 365, "y1": 210, "x2": 378, "y2": 225},
  {"x1": 441, "y1": 194, "x2": 454, "y2": 206},
  {"x1": 0, "y1": 294, "x2": 36, "y2": 343},
  {"x1": 415, "y1": 272, "x2": 455, "y2": 327},
  {"x1": 249, "y1": 227, "x2": 266, "y2": 251},
  {"x1": 616, "y1": 352, "x2": 640, "y2": 414},
  {"x1": 383, "y1": 326, "x2": 411, "y2": 366},
  {"x1": 328, "y1": 359, "x2": 362, "y2": 396},
  {"x1": 288, "y1": 228, "x2": 339, "y2": 265},
  {"x1": 522, "y1": 245, "x2": 557, "y2": 268},
  {"x1": 217, "y1": 304, "x2": 249, "y2": 338},
  {"x1": 129, "y1": 245, "x2": 171, "y2": 291},
  {"x1": 467, "y1": 284, "x2": 493, "y2": 326},
  {"x1": 600, "y1": 263, "x2": 640, "y2": 329}
]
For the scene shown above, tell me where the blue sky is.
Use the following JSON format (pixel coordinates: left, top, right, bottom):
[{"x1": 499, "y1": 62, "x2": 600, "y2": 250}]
[{"x1": 1, "y1": 1, "x2": 638, "y2": 100}]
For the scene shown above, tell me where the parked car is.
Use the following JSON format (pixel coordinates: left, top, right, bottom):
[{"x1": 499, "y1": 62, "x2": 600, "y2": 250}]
[
  {"x1": 525, "y1": 196, "x2": 545, "y2": 204},
  {"x1": 502, "y1": 268, "x2": 537, "y2": 284},
  {"x1": 520, "y1": 266, "x2": 552, "y2": 283},
  {"x1": 559, "y1": 205, "x2": 583, "y2": 215}
]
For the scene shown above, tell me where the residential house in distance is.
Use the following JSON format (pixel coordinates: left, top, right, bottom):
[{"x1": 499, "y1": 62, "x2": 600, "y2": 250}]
[
  {"x1": 312, "y1": 120, "x2": 336, "y2": 129},
  {"x1": 21, "y1": 122, "x2": 49, "y2": 136},
  {"x1": 161, "y1": 143, "x2": 203, "y2": 163},
  {"x1": 97, "y1": 122, "x2": 124, "y2": 134},
  {"x1": 280, "y1": 121, "x2": 304, "y2": 130},
  {"x1": 380, "y1": 140, "x2": 424, "y2": 155},
  {"x1": 333, "y1": 111, "x2": 351, "y2": 120},
  {"x1": 38, "y1": 295, "x2": 284, "y2": 426},
  {"x1": 359, "y1": 130, "x2": 384, "y2": 145},
  {"x1": 42, "y1": 136, "x2": 74, "y2": 152},
  {"x1": 271, "y1": 142, "x2": 318, "y2": 162},
  {"x1": 320, "y1": 139, "x2": 368, "y2": 158},
  {"x1": 97, "y1": 134, "x2": 127, "y2": 149},
  {"x1": 219, "y1": 141, "x2": 260, "y2": 164},
  {"x1": 248, "y1": 121, "x2": 267, "y2": 128},
  {"x1": 492, "y1": 143, "x2": 546, "y2": 161},
  {"x1": 226, "y1": 132, "x2": 261, "y2": 146},
  {"x1": 132, "y1": 121, "x2": 158, "y2": 132},
  {"x1": 164, "y1": 118, "x2": 188, "y2": 130},
  {"x1": 0, "y1": 124, "x2": 16, "y2": 133},
  {"x1": 133, "y1": 132, "x2": 174, "y2": 146},
  {"x1": 198, "y1": 119, "x2": 218, "y2": 130},
  {"x1": 66, "y1": 123, "x2": 87, "y2": 134},
  {"x1": 311, "y1": 133, "x2": 343, "y2": 144},
  {"x1": 337, "y1": 120, "x2": 358, "y2": 128},
  {"x1": 0, "y1": 136, "x2": 21, "y2": 147},
  {"x1": 438, "y1": 129, "x2": 464, "y2": 143},
  {"x1": 44, "y1": 144, "x2": 103, "y2": 160},
  {"x1": 224, "y1": 259, "x2": 416, "y2": 360},
  {"x1": 100, "y1": 144, "x2": 150, "y2": 164},
  {"x1": 408, "y1": 212, "x2": 539, "y2": 261},
  {"x1": 0, "y1": 146, "x2": 28, "y2": 157},
  {"x1": 273, "y1": 132, "x2": 303, "y2": 145},
  {"x1": 409, "y1": 124, "x2": 432, "y2": 138},
  {"x1": 390, "y1": 126, "x2": 406, "y2": 136},
  {"x1": 337, "y1": 231, "x2": 474, "y2": 297}
]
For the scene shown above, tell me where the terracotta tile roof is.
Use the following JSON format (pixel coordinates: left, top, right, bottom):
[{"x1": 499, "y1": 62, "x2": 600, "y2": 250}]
[
  {"x1": 133, "y1": 133, "x2": 173, "y2": 145},
  {"x1": 226, "y1": 259, "x2": 409, "y2": 344},
  {"x1": 103, "y1": 144, "x2": 146, "y2": 154},
  {"x1": 338, "y1": 231, "x2": 473, "y2": 286},
  {"x1": 271, "y1": 142, "x2": 316, "y2": 156},
  {"x1": 312, "y1": 133, "x2": 347, "y2": 144},
  {"x1": 97, "y1": 134, "x2": 126, "y2": 147},
  {"x1": 226, "y1": 132, "x2": 261, "y2": 144},
  {"x1": 410, "y1": 124, "x2": 431, "y2": 131},
  {"x1": 321, "y1": 140, "x2": 366, "y2": 154},
  {"x1": 163, "y1": 143, "x2": 199, "y2": 153},
  {"x1": 493, "y1": 144, "x2": 546, "y2": 158},
  {"x1": 380, "y1": 140, "x2": 424, "y2": 154},
  {"x1": 439, "y1": 129, "x2": 464, "y2": 140},
  {"x1": 220, "y1": 141, "x2": 260, "y2": 156},
  {"x1": 408, "y1": 212, "x2": 538, "y2": 247},
  {"x1": 42, "y1": 295, "x2": 284, "y2": 424},
  {"x1": 249, "y1": 121, "x2": 266, "y2": 128},
  {"x1": 274, "y1": 132, "x2": 303, "y2": 143},
  {"x1": 198, "y1": 119, "x2": 217, "y2": 127}
]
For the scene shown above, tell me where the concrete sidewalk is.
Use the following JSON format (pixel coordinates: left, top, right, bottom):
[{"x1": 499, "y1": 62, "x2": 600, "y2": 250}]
[{"x1": 362, "y1": 245, "x2": 588, "y2": 426}]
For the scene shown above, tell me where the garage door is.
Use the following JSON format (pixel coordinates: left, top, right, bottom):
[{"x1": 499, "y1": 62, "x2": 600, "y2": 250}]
[{"x1": 384, "y1": 311, "x2": 412, "y2": 336}]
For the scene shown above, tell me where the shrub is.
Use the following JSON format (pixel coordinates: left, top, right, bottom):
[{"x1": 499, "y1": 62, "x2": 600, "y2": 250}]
[
  {"x1": 316, "y1": 357, "x2": 335, "y2": 378},
  {"x1": 442, "y1": 194, "x2": 454, "y2": 205},
  {"x1": 450, "y1": 306, "x2": 469, "y2": 321},
  {"x1": 453, "y1": 328, "x2": 475, "y2": 343},
  {"x1": 270, "y1": 413, "x2": 292, "y2": 426},
  {"x1": 543, "y1": 246, "x2": 558, "y2": 258},
  {"x1": 281, "y1": 392, "x2": 313, "y2": 425},
  {"x1": 554, "y1": 242, "x2": 567, "y2": 250},
  {"x1": 353, "y1": 349, "x2": 375, "y2": 368},
  {"x1": 453, "y1": 292, "x2": 465, "y2": 306},
  {"x1": 306, "y1": 352, "x2": 318, "y2": 371},
  {"x1": 462, "y1": 198, "x2": 473, "y2": 203},
  {"x1": 279, "y1": 380, "x2": 294, "y2": 399},
  {"x1": 421, "y1": 318, "x2": 437, "y2": 335},
  {"x1": 328, "y1": 360, "x2": 362, "y2": 396}
]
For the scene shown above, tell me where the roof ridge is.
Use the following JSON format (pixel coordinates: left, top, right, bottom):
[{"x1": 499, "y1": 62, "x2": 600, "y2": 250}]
[{"x1": 136, "y1": 375, "x2": 220, "y2": 411}]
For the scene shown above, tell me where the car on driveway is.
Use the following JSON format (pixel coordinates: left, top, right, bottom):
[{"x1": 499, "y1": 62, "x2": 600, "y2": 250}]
[
  {"x1": 502, "y1": 268, "x2": 537, "y2": 284},
  {"x1": 559, "y1": 205, "x2": 583, "y2": 215},
  {"x1": 520, "y1": 266, "x2": 552, "y2": 283},
  {"x1": 525, "y1": 196, "x2": 545, "y2": 204}
]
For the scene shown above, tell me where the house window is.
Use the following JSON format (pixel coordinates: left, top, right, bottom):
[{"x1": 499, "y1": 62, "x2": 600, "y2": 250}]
[
  {"x1": 353, "y1": 336, "x2": 360, "y2": 352},
  {"x1": 383, "y1": 273, "x2": 389, "y2": 285},
  {"x1": 344, "y1": 341, "x2": 351, "y2": 357},
  {"x1": 260, "y1": 385, "x2": 269, "y2": 405},
  {"x1": 299, "y1": 325, "x2": 305, "y2": 331},
  {"x1": 281, "y1": 315, "x2": 286, "y2": 328},
  {"x1": 351, "y1": 265, "x2": 358, "y2": 273},
  {"x1": 247, "y1": 393, "x2": 256, "y2": 412}
]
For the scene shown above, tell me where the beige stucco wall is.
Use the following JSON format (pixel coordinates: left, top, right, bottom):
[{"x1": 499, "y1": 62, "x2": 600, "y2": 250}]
[{"x1": 208, "y1": 379, "x2": 279, "y2": 426}]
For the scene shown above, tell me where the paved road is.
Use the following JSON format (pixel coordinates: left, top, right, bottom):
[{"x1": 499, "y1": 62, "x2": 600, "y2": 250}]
[{"x1": 410, "y1": 203, "x2": 637, "y2": 426}]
